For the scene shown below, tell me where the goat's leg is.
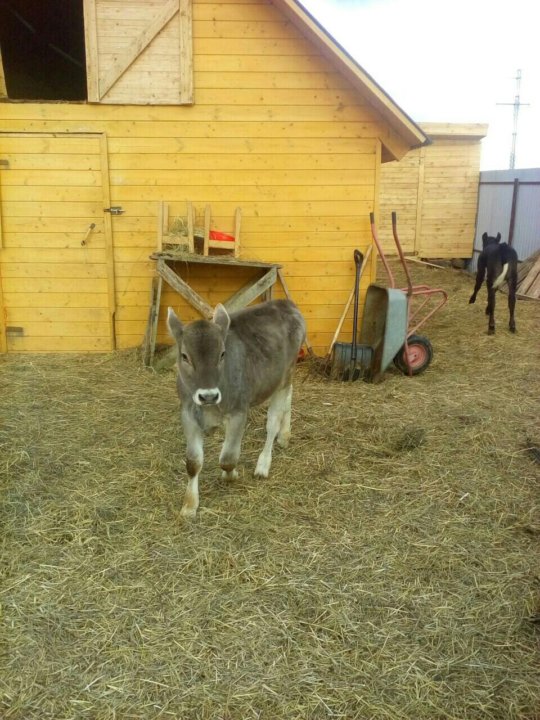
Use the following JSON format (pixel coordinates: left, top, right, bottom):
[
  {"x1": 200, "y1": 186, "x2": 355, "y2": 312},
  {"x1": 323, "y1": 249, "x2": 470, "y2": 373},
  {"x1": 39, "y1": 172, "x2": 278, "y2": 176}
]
[
  {"x1": 181, "y1": 408, "x2": 204, "y2": 519},
  {"x1": 508, "y1": 271, "x2": 517, "y2": 333},
  {"x1": 277, "y1": 384, "x2": 293, "y2": 448},
  {"x1": 486, "y1": 283, "x2": 496, "y2": 334},
  {"x1": 219, "y1": 411, "x2": 247, "y2": 481},
  {"x1": 469, "y1": 256, "x2": 486, "y2": 304},
  {"x1": 255, "y1": 386, "x2": 290, "y2": 478}
]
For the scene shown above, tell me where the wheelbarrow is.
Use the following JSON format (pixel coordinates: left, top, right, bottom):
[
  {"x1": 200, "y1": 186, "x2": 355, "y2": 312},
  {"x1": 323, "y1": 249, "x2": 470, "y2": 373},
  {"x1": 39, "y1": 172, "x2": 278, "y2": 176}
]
[{"x1": 331, "y1": 212, "x2": 448, "y2": 382}]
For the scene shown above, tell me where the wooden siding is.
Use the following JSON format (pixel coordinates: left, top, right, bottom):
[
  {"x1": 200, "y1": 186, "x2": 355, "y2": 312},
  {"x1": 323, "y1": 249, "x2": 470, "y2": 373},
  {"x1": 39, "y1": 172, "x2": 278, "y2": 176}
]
[
  {"x1": 0, "y1": 134, "x2": 116, "y2": 352},
  {"x1": 0, "y1": 0, "x2": 388, "y2": 355},
  {"x1": 379, "y1": 125, "x2": 486, "y2": 258}
]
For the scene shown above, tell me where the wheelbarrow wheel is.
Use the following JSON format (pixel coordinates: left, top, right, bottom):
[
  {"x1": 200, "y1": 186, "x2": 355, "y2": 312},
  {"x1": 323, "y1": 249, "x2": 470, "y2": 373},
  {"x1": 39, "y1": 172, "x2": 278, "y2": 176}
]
[{"x1": 393, "y1": 334, "x2": 433, "y2": 375}]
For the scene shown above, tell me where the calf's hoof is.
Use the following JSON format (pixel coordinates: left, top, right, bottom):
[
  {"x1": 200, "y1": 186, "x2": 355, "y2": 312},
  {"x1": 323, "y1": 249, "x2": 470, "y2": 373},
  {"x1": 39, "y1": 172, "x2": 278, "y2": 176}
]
[
  {"x1": 277, "y1": 431, "x2": 290, "y2": 449},
  {"x1": 487, "y1": 327, "x2": 495, "y2": 335},
  {"x1": 509, "y1": 325, "x2": 516, "y2": 333},
  {"x1": 254, "y1": 456, "x2": 271, "y2": 479},
  {"x1": 469, "y1": 296, "x2": 476, "y2": 304},
  {"x1": 180, "y1": 503, "x2": 197, "y2": 520},
  {"x1": 221, "y1": 468, "x2": 238, "y2": 481}
]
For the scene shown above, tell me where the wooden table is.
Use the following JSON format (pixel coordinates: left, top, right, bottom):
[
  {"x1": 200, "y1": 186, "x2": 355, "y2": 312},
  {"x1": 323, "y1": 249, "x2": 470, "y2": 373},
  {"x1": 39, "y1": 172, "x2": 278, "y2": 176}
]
[
  {"x1": 142, "y1": 252, "x2": 283, "y2": 367},
  {"x1": 152, "y1": 252, "x2": 281, "y2": 317}
]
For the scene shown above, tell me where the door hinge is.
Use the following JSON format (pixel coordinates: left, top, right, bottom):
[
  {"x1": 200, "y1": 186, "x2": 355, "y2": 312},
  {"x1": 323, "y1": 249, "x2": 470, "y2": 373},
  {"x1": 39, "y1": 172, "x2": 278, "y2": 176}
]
[{"x1": 104, "y1": 206, "x2": 125, "y2": 215}]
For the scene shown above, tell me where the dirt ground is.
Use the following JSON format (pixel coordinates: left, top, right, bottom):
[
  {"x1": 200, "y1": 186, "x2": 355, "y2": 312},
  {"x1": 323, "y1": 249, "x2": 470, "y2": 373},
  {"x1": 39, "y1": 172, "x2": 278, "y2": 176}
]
[{"x1": 1, "y1": 262, "x2": 539, "y2": 719}]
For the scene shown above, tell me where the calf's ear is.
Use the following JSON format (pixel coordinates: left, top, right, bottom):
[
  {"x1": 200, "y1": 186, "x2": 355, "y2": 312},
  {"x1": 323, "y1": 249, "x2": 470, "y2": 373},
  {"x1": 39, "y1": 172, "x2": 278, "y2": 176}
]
[
  {"x1": 482, "y1": 232, "x2": 488, "y2": 242},
  {"x1": 167, "y1": 307, "x2": 184, "y2": 344},
  {"x1": 496, "y1": 232, "x2": 501, "y2": 242},
  {"x1": 213, "y1": 303, "x2": 231, "y2": 336}
]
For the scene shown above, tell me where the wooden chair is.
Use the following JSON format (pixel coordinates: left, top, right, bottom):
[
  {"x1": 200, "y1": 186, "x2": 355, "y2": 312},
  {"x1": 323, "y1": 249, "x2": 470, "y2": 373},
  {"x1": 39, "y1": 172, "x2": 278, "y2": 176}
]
[{"x1": 157, "y1": 201, "x2": 241, "y2": 258}]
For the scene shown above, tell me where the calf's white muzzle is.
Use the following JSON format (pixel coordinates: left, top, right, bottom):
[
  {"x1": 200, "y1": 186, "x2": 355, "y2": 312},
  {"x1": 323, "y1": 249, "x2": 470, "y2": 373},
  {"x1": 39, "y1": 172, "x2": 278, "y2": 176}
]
[{"x1": 194, "y1": 388, "x2": 222, "y2": 406}]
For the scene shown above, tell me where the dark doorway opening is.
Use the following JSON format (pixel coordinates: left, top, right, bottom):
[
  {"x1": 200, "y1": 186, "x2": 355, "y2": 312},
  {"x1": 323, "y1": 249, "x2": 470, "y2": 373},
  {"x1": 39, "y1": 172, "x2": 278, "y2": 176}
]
[{"x1": 0, "y1": 0, "x2": 87, "y2": 101}]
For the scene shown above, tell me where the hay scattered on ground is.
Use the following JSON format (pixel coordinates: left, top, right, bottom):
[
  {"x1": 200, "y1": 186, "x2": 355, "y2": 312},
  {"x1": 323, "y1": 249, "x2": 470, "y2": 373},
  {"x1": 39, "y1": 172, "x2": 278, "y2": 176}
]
[{"x1": 1, "y1": 263, "x2": 539, "y2": 719}]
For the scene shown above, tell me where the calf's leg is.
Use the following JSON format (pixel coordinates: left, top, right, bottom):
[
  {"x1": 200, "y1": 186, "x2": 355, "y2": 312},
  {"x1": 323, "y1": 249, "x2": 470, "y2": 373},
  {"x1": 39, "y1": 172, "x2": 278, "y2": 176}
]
[
  {"x1": 469, "y1": 255, "x2": 486, "y2": 304},
  {"x1": 486, "y1": 282, "x2": 496, "y2": 334},
  {"x1": 219, "y1": 411, "x2": 247, "y2": 481},
  {"x1": 181, "y1": 408, "x2": 204, "y2": 519},
  {"x1": 508, "y1": 271, "x2": 517, "y2": 333},
  {"x1": 277, "y1": 384, "x2": 293, "y2": 449},
  {"x1": 255, "y1": 385, "x2": 291, "y2": 478}
]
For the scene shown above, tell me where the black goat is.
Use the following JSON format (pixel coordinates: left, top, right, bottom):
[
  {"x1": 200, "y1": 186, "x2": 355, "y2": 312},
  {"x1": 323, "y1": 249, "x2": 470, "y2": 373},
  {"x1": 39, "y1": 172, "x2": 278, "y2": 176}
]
[{"x1": 469, "y1": 232, "x2": 518, "y2": 334}]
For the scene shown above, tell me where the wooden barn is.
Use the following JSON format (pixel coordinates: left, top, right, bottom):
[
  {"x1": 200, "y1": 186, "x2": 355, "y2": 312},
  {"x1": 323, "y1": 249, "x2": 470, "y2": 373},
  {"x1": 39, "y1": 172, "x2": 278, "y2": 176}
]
[
  {"x1": 0, "y1": 0, "x2": 427, "y2": 356},
  {"x1": 379, "y1": 123, "x2": 487, "y2": 259}
]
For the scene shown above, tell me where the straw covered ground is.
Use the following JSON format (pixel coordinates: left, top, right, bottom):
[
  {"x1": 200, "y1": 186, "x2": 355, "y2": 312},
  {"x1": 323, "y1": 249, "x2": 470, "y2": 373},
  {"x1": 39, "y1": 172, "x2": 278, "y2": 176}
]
[{"x1": 1, "y1": 262, "x2": 539, "y2": 720}]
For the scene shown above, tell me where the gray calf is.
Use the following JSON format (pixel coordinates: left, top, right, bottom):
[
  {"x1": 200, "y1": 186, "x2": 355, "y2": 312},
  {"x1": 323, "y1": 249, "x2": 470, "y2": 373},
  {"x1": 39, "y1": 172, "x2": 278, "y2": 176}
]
[{"x1": 167, "y1": 299, "x2": 306, "y2": 518}]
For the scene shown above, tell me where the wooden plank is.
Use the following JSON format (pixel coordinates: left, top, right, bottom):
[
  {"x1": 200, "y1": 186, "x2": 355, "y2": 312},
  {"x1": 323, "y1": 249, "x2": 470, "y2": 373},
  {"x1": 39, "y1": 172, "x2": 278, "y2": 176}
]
[
  {"x1": 1, "y1": 201, "x2": 104, "y2": 218},
  {"x1": 187, "y1": 201, "x2": 195, "y2": 252},
  {"x1": 0, "y1": 101, "x2": 373, "y2": 123},
  {"x1": 106, "y1": 168, "x2": 372, "y2": 187},
  {"x1": 7, "y1": 336, "x2": 112, "y2": 353},
  {"x1": 1, "y1": 119, "x2": 379, "y2": 143},
  {"x1": 83, "y1": 0, "x2": 100, "y2": 102},
  {"x1": 179, "y1": 0, "x2": 193, "y2": 103},
  {"x1": 156, "y1": 259, "x2": 213, "y2": 318},
  {"x1": 1, "y1": 170, "x2": 103, "y2": 187},
  {"x1": 5, "y1": 321, "x2": 111, "y2": 338},
  {"x1": 415, "y1": 147, "x2": 426, "y2": 255},
  {"x1": 520, "y1": 255, "x2": 540, "y2": 296},
  {"x1": 0, "y1": 137, "x2": 102, "y2": 154},
  {"x1": 234, "y1": 207, "x2": 241, "y2": 258},
  {"x1": 149, "y1": 275, "x2": 163, "y2": 365},
  {"x1": 99, "y1": 0, "x2": 180, "y2": 99},
  {"x1": 3, "y1": 276, "x2": 108, "y2": 294},
  {"x1": 223, "y1": 267, "x2": 277, "y2": 313},
  {"x1": 0, "y1": 269, "x2": 6, "y2": 352},
  {"x1": 0, "y1": 43, "x2": 8, "y2": 99},
  {"x1": 3, "y1": 291, "x2": 109, "y2": 308},
  {"x1": 142, "y1": 275, "x2": 163, "y2": 366},
  {"x1": 0, "y1": 154, "x2": 4, "y2": 251},
  {"x1": 109, "y1": 152, "x2": 375, "y2": 171},
  {"x1": 99, "y1": 134, "x2": 117, "y2": 350},
  {"x1": 110, "y1": 184, "x2": 373, "y2": 204},
  {"x1": 152, "y1": 252, "x2": 278, "y2": 269},
  {"x1": 157, "y1": 201, "x2": 165, "y2": 251},
  {"x1": 194, "y1": 70, "x2": 350, "y2": 91},
  {"x1": 203, "y1": 204, "x2": 211, "y2": 256},
  {"x1": 0, "y1": 154, "x2": 102, "y2": 171},
  {"x1": 2, "y1": 187, "x2": 103, "y2": 203},
  {"x1": 9, "y1": 307, "x2": 109, "y2": 323}
]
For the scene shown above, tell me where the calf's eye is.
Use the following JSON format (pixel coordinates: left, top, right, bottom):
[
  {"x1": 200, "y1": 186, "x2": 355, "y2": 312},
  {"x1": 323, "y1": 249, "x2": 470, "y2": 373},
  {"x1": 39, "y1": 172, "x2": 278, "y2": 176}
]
[{"x1": 181, "y1": 352, "x2": 190, "y2": 364}]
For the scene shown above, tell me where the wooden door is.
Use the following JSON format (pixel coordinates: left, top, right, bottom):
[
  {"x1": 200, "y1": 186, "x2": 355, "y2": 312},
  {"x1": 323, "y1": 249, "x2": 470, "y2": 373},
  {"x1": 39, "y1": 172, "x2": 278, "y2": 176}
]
[
  {"x1": 0, "y1": 133, "x2": 116, "y2": 352},
  {"x1": 83, "y1": 0, "x2": 192, "y2": 104}
]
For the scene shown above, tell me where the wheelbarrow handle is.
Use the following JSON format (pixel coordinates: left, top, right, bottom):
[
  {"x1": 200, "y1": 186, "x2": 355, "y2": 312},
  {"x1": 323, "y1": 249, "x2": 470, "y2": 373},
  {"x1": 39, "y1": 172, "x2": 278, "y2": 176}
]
[{"x1": 354, "y1": 249, "x2": 364, "y2": 266}]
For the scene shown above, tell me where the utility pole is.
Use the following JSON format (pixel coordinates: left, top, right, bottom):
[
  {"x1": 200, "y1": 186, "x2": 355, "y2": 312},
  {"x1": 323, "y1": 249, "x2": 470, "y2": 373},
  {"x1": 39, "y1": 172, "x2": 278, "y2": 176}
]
[{"x1": 497, "y1": 69, "x2": 530, "y2": 169}]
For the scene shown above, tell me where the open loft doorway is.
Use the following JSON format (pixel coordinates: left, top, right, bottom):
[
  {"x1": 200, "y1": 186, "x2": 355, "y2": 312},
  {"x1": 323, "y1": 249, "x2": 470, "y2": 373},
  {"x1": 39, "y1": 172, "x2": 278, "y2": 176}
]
[{"x1": 0, "y1": 0, "x2": 87, "y2": 101}]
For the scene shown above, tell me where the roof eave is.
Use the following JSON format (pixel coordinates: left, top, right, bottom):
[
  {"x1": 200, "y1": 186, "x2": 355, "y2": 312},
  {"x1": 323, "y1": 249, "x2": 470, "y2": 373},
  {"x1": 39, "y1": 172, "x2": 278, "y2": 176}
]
[
  {"x1": 271, "y1": 0, "x2": 429, "y2": 160},
  {"x1": 420, "y1": 122, "x2": 489, "y2": 140}
]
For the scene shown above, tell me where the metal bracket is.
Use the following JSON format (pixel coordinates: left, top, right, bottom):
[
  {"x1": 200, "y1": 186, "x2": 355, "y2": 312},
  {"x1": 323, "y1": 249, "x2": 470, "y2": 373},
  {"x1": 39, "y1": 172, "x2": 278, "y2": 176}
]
[
  {"x1": 104, "y1": 206, "x2": 125, "y2": 215},
  {"x1": 0, "y1": 159, "x2": 10, "y2": 168}
]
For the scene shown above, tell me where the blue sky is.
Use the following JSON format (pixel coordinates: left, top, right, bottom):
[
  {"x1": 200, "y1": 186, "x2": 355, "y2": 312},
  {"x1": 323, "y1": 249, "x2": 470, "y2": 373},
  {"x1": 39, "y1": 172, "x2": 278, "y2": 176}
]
[{"x1": 300, "y1": 0, "x2": 540, "y2": 170}]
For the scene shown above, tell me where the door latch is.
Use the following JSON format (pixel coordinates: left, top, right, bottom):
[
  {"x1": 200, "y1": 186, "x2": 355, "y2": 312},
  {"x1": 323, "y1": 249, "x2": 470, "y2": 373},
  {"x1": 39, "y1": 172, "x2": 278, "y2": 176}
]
[{"x1": 104, "y1": 206, "x2": 125, "y2": 215}]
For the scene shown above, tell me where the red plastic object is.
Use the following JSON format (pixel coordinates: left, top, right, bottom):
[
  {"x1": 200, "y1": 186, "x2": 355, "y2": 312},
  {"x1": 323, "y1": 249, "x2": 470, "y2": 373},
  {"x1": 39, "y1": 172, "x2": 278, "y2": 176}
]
[{"x1": 209, "y1": 230, "x2": 235, "y2": 242}]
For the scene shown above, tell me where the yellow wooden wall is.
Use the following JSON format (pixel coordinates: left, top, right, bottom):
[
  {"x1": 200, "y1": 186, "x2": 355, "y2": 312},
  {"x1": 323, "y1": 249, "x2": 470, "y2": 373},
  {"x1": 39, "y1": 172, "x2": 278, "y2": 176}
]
[
  {"x1": 0, "y1": 0, "x2": 390, "y2": 355},
  {"x1": 379, "y1": 124, "x2": 486, "y2": 258}
]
